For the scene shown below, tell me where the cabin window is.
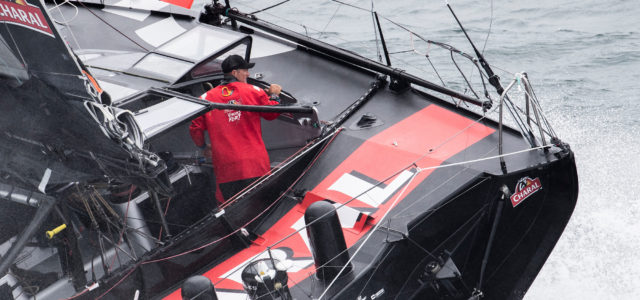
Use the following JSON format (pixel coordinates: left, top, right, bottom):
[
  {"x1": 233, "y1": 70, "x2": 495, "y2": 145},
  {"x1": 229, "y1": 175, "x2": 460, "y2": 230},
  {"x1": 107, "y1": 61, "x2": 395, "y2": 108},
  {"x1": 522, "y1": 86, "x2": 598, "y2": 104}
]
[
  {"x1": 133, "y1": 53, "x2": 192, "y2": 81},
  {"x1": 190, "y1": 43, "x2": 248, "y2": 78}
]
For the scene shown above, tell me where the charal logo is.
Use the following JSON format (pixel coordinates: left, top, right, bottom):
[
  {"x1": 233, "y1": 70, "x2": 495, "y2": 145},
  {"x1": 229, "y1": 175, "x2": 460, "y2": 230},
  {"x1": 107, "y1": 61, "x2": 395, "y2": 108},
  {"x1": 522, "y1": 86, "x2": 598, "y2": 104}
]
[
  {"x1": 510, "y1": 176, "x2": 542, "y2": 207},
  {"x1": 0, "y1": 0, "x2": 54, "y2": 37}
]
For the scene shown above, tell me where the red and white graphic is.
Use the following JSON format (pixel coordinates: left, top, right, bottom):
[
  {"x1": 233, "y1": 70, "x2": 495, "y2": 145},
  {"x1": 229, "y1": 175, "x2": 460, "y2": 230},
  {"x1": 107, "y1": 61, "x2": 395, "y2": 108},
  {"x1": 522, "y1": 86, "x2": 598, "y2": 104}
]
[
  {"x1": 510, "y1": 177, "x2": 542, "y2": 207},
  {"x1": 164, "y1": 105, "x2": 495, "y2": 299},
  {"x1": 0, "y1": 0, "x2": 54, "y2": 37}
]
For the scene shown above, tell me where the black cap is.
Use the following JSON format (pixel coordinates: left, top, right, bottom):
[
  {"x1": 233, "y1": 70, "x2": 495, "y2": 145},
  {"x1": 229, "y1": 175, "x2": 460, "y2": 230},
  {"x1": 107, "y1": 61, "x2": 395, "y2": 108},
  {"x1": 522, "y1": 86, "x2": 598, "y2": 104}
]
[{"x1": 221, "y1": 55, "x2": 255, "y2": 73}]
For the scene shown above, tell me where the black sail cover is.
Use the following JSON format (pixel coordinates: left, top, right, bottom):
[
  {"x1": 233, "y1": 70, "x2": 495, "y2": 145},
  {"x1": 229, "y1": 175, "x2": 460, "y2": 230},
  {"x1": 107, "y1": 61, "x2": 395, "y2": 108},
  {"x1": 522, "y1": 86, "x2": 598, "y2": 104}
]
[{"x1": 0, "y1": 0, "x2": 165, "y2": 190}]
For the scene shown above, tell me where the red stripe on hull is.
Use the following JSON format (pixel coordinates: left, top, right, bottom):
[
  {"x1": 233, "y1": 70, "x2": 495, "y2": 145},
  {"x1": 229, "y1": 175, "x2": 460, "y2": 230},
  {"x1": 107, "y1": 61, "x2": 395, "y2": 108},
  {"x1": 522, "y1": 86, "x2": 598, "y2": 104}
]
[{"x1": 164, "y1": 104, "x2": 494, "y2": 299}]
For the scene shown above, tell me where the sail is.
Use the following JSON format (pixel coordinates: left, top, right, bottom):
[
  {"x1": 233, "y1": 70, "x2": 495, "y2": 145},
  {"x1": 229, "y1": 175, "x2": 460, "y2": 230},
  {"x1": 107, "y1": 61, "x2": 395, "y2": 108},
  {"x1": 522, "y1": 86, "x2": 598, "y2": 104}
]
[
  {"x1": 160, "y1": 0, "x2": 194, "y2": 9},
  {"x1": 0, "y1": 0, "x2": 166, "y2": 191}
]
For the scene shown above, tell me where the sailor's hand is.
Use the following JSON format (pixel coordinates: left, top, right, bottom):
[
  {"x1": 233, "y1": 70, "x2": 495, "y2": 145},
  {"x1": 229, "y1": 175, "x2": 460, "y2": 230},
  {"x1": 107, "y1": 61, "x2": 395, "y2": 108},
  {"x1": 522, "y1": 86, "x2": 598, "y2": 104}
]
[
  {"x1": 202, "y1": 145, "x2": 211, "y2": 158},
  {"x1": 266, "y1": 84, "x2": 282, "y2": 96}
]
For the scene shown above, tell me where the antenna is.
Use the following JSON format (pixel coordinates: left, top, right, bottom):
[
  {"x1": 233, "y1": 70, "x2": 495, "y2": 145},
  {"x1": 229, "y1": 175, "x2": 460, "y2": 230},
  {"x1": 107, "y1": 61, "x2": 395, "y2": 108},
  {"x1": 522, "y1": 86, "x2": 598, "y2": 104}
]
[
  {"x1": 373, "y1": 11, "x2": 391, "y2": 67},
  {"x1": 446, "y1": 2, "x2": 504, "y2": 97}
]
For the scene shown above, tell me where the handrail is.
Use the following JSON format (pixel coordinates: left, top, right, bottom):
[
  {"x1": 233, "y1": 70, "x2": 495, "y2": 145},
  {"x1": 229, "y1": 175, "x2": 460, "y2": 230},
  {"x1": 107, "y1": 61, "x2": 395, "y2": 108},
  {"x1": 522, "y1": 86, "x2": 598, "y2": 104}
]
[{"x1": 497, "y1": 73, "x2": 557, "y2": 173}]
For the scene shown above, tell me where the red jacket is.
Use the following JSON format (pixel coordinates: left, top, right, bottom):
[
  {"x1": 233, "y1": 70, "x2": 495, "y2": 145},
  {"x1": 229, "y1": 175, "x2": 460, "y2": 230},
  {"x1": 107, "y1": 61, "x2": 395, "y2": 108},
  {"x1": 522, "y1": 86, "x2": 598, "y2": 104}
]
[{"x1": 189, "y1": 81, "x2": 279, "y2": 184}]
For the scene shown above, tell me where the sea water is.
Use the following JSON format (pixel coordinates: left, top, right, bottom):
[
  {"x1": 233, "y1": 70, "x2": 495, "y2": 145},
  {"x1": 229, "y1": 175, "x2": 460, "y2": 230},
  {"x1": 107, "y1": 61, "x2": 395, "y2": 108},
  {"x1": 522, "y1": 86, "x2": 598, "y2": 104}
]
[{"x1": 197, "y1": 0, "x2": 640, "y2": 298}]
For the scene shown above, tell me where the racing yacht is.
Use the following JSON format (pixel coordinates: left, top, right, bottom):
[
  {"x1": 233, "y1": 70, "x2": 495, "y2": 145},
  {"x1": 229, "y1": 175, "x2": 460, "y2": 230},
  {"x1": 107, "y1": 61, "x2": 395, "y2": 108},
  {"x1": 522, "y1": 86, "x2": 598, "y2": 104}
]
[{"x1": 0, "y1": 0, "x2": 578, "y2": 299}]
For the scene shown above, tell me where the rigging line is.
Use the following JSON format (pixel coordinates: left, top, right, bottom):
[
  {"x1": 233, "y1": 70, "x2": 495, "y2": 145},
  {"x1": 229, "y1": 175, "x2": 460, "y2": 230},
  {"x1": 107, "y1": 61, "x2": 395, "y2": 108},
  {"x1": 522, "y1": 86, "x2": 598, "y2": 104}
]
[
  {"x1": 388, "y1": 49, "x2": 413, "y2": 54},
  {"x1": 381, "y1": 9, "x2": 490, "y2": 97},
  {"x1": 51, "y1": 0, "x2": 82, "y2": 51},
  {"x1": 391, "y1": 245, "x2": 439, "y2": 300},
  {"x1": 483, "y1": 184, "x2": 549, "y2": 282},
  {"x1": 65, "y1": 202, "x2": 188, "y2": 229},
  {"x1": 2, "y1": 23, "x2": 28, "y2": 69},
  {"x1": 331, "y1": 0, "x2": 370, "y2": 12},
  {"x1": 425, "y1": 53, "x2": 458, "y2": 105},
  {"x1": 318, "y1": 170, "x2": 421, "y2": 299},
  {"x1": 467, "y1": 0, "x2": 494, "y2": 85},
  {"x1": 395, "y1": 210, "x2": 487, "y2": 298},
  {"x1": 286, "y1": 270, "x2": 314, "y2": 299},
  {"x1": 503, "y1": 96, "x2": 536, "y2": 147},
  {"x1": 75, "y1": 1, "x2": 149, "y2": 52},
  {"x1": 0, "y1": 35, "x2": 25, "y2": 84},
  {"x1": 100, "y1": 234, "x2": 136, "y2": 262},
  {"x1": 330, "y1": 0, "x2": 431, "y2": 51},
  {"x1": 235, "y1": 2, "x2": 322, "y2": 33},
  {"x1": 227, "y1": 127, "x2": 346, "y2": 252},
  {"x1": 220, "y1": 128, "x2": 343, "y2": 209},
  {"x1": 248, "y1": 0, "x2": 290, "y2": 15},
  {"x1": 417, "y1": 103, "x2": 498, "y2": 159},
  {"x1": 107, "y1": 185, "x2": 134, "y2": 270},
  {"x1": 481, "y1": 0, "x2": 494, "y2": 55},
  {"x1": 431, "y1": 204, "x2": 489, "y2": 254},
  {"x1": 407, "y1": 176, "x2": 492, "y2": 233},
  {"x1": 95, "y1": 263, "x2": 140, "y2": 300},
  {"x1": 390, "y1": 159, "x2": 493, "y2": 220},
  {"x1": 417, "y1": 144, "x2": 553, "y2": 173},
  {"x1": 320, "y1": 1, "x2": 344, "y2": 36},
  {"x1": 486, "y1": 63, "x2": 515, "y2": 77},
  {"x1": 157, "y1": 196, "x2": 173, "y2": 240},
  {"x1": 356, "y1": 243, "x2": 395, "y2": 296},
  {"x1": 518, "y1": 76, "x2": 557, "y2": 137},
  {"x1": 510, "y1": 101, "x2": 554, "y2": 140},
  {"x1": 94, "y1": 202, "x2": 163, "y2": 243},
  {"x1": 142, "y1": 129, "x2": 344, "y2": 266},
  {"x1": 451, "y1": 50, "x2": 480, "y2": 100},
  {"x1": 241, "y1": 129, "x2": 346, "y2": 230},
  {"x1": 236, "y1": 3, "x2": 383, "y2": 56},
  {"x1": 215, "y1": 159, "x2": 391, "y2": 284},
  {"x1": 258, "y1": 111, "x2": 498, "y2": 253},
  {"x1": 249, "y1": 260, "x2": 280, "y2": 300}
]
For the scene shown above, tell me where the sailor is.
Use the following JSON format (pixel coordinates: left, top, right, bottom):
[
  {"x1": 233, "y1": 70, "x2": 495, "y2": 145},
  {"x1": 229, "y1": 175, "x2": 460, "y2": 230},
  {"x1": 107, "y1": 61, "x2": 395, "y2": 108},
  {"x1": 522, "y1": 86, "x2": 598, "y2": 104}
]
[{"x1": 189, "y1": 55, "x2": 282, "y2": 202}]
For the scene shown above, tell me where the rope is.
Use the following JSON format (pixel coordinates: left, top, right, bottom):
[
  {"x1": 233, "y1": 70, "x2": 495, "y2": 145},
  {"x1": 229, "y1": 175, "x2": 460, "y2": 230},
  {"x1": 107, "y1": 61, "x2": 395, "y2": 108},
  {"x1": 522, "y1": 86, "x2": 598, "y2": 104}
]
[
  {"x1": 420, "y1": 144, "x2": 553, "y2": 173},
  {"x1": 107, "y1": 186, "x2": 134, "y2": 271},
  {"x1": 320, "y1": 2, "x2": 343, "y2": 36},
  {"x1": 248, "y1": 0, "x2": 290, "y2": 15},
  {"x1": 146, "y1": 129, "x2": 343, "y2": 264},
  {"x1": 331, "y1": 0, "x2": 370, "y2": 12},
  {"x1": 0, "y1": 34, "x2": 26, "y2": 84},
  {"x1": 220, "y1": 128, "x2": 343, "y2": 209},
  {"x1": 50, "y1": 0, "x2": 81, "y2": 49},
  {"x1": 318, "y1": 169, "x2": 421, "y2": 299},
  {"x1": 481, "y1": 0, "x2": 494, "y2": 55},
  {"x1": 391, "y1": 148, "x2": 495, "y2": 220},
  {"x1": 94, "y1": 129, "x2": 343, "y2": 298},
  {"x1": 1, "y1": 21, "x2": 28, "y2": 71},
  {"x1": 90, "y1": 132, "x2": 554, "y2": 298},
  {"x1": 157, "y1": 197, "x2": 173, "y2": 240}
]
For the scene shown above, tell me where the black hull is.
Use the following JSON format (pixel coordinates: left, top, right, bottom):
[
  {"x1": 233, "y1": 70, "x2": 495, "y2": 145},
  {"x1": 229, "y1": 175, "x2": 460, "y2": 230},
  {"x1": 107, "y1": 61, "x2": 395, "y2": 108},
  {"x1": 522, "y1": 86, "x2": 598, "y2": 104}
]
[
  {"x1": 333, "y1": 150, "x2": 578, "y2": 300},
  {"x1": 81, "y1": 148, "x2": 577, "y2": 300}
]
